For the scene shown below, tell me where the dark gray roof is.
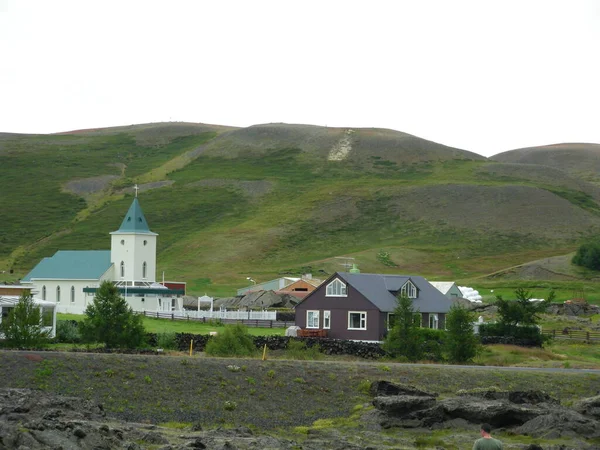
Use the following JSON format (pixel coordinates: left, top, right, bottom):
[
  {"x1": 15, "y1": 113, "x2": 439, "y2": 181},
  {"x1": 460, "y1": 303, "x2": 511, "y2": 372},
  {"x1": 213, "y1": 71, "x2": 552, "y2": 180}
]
[{"x1": 337, "y1": 272, "x2": 453, "y2": 313}]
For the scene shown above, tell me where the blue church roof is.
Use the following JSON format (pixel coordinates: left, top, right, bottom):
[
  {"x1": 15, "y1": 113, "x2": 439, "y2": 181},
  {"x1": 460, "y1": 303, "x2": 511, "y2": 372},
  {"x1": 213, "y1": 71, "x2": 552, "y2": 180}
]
[
  {"x1": 22, "y1": 251, "x2": 112, "y2": 281},
  {"x1": 112, "y1": 198, "x2": 156, "y2": 235}
]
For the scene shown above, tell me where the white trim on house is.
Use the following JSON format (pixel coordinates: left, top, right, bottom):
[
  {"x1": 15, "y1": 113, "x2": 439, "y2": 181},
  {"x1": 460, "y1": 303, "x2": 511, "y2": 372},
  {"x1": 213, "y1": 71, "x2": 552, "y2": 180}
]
[
  {"x1": 400, "y1": 280, "x2": 417, "y2": 298},
  {"x1": 323, "y1": 310, "x2": 331, "y2": 329},
  {"x1": 326, "y1": 279, "x2": 347, "y2": 297},
  {"x1": 429, "y1": 313, "x2": 439, "y2": 329},
  {"x1": 348, "y1": 311, "x2": 367, "y2": 330},
  {"x1": 307, "y1": 310, "x2": 320, "y2": 328}
]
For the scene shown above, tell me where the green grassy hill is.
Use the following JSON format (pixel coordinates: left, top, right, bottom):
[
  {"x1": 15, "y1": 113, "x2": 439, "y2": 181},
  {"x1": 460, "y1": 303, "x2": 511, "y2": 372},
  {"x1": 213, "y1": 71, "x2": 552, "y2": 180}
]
[
  {"x1": 492, "y1": 143, "x2": 600, "y2": 183},
  {"x1": 2, "y1": 123, "x2": 600, "y2": 297}
]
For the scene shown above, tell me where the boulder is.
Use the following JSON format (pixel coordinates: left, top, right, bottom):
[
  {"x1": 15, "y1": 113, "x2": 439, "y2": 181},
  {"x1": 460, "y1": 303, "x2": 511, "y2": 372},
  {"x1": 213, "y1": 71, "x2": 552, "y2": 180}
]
[
  {"x1": 438, "y1": 397, "x2": 544, "y2": 427},
  {"x1": 516, "y1": 410, "x2": 600, "y2": 439},
  {"x1": 369, "y1": 381, "x2": 437, "y2": 398},
  {"x1": 372, "y1": 395, "x2": 436, "y2": 416},
  {"x1": 574, "y1": 394, "x2": 600, "y2": 419}
]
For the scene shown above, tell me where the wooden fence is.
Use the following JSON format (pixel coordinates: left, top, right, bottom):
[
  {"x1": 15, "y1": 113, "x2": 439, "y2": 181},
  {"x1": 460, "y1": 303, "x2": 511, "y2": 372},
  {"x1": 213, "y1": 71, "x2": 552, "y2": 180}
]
[
  {"x1": 140, "y1": 310, "x2": 294, "y2": 329},
  {"x1": 542, "y1": 329, "x2": 600, "y2": 342}
]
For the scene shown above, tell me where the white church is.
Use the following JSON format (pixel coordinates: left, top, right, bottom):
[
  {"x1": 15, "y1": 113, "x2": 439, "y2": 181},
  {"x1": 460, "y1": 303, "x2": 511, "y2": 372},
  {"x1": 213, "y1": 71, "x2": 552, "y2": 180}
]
[{"x1": 22, "y1": 191, "x2": 185, "y2": 314}]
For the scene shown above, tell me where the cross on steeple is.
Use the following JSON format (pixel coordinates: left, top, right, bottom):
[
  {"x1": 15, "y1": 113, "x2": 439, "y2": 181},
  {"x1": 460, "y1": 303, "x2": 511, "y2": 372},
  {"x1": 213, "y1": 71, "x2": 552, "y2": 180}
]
[{"x1": 134, "y1": 184, "x2": 139, "y2": 198}]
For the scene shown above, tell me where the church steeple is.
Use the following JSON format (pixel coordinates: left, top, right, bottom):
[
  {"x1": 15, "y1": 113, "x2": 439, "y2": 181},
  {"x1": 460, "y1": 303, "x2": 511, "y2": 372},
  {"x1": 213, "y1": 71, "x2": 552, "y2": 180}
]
[{"x1": 114, "y1": 197, "x2": 154, "y2": 234}]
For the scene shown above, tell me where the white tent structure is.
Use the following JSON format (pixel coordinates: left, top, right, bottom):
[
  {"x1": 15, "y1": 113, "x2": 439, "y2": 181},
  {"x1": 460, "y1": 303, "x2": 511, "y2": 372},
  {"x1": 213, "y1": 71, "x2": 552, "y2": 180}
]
[{"x1": 0, "y1": 295, "x2": 57, "y2": 338}]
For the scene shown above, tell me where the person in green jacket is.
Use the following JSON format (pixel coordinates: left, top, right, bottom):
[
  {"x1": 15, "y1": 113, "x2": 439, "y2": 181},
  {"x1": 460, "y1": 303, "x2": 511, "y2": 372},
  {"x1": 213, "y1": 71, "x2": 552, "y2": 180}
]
[{"x1": 473, "y1": 423, "x2": 503, "y2": 450}]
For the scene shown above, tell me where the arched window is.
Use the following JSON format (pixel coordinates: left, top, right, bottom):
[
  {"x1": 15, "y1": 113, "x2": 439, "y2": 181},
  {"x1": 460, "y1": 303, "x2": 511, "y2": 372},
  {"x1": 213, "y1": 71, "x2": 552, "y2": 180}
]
[
  {"x1": 120, "y1": 261, "x2": 125, "y2": 278},
  {"x1": 142, "y1": 262, "x2": 147, "y2": 279},
  {"x1": 326, "y1": 279, "x2": 347, "y2": 297},
  {"x1": 56, "y1": 286, "x2": 61, "y2": 303},
  {"x1": 42, "y1": 285, "x2": 46, "y2": 300},
  {"x1": 71, "y1": 286, "x2": 75, "y2": 303}
]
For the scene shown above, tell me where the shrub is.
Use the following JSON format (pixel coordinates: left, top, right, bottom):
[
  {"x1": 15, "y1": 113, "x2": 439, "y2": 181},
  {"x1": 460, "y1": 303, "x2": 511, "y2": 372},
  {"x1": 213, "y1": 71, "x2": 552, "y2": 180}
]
[
  {"x1": 420, "y1": 328, "x2": 446, "y2": 362},
  {"x1": 0, "y1": 293, "x2": 51, "y2": 348},
  {"x1": 479, "y1": 323, "x2": 547, "y2": 347},
  {"x1": 156, "y1": 332, "x2": 177, "y2": 350},
  {"x1": 204, "y1": 324, "x2": 256, "y2": 357},
  {"x1": 572, "y1": 240, "x2": 600, "y2": 270},
  {"x1": 285, "y1": 338, "x2": 323, "y2": 360},
  {"x1": 55, "y1": 320, "x2": 81, "y2": 343},
  {"x1": 79, "y1": 281, "x2": 146, "y2": 349}
]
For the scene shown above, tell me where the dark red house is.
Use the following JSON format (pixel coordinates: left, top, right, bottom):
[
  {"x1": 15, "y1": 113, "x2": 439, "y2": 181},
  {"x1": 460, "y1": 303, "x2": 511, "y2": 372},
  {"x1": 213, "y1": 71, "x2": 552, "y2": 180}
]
[{"x1": 294, "y1": 271, "x2": 454, "y2": 341}]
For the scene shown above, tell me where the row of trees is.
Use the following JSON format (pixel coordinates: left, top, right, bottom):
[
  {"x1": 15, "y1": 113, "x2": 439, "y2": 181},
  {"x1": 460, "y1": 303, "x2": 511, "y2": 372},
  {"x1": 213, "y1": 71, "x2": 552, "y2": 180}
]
[
  {"x1": 0, "y1": 281, "x2": 145, "y2": 349},
  {"x1": 383, "y1": 288, "x2": 551, "y2": 363}
]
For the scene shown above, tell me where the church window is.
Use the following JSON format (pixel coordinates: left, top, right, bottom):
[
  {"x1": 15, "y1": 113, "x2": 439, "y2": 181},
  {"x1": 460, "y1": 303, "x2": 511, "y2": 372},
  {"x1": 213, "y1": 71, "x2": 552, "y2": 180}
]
[
  {"x1": 142, "y1": 262, "x2": 147, "y2": 279},
  {"x1": 120, "y1": 261, "x2": 125, "y2": 278},
  {"x1": 42, "y1": 285, "x2": 46, "y2": 300},
  {"x1": 143, "y1": 240, "x2": 147, "y2": 246},
  {"x1": 56, "y1": 286, "x2": 61, "y2": 302},
  {"x1": 120, "y1": 240, "x2": 125, "y2": 245},
  {"x1": 70, "y1": 286, "x2": 75, "y2": 303},
  {"x1": 400, "y1": 281, "x2": 417, "y2": 299}
]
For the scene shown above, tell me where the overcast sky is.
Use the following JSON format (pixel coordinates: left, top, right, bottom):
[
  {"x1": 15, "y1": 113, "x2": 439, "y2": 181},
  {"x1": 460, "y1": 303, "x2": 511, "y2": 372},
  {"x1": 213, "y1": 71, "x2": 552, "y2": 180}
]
[{"x1": 1, "y1": 0, "x2": 599, "y2": 156}]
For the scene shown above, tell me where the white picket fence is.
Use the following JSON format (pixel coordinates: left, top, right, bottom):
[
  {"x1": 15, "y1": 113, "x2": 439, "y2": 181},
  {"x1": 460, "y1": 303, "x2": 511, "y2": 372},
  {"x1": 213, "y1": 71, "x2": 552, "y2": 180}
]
[{"x1": 151, "y1": 309, "x2": 277, "y2": 321}]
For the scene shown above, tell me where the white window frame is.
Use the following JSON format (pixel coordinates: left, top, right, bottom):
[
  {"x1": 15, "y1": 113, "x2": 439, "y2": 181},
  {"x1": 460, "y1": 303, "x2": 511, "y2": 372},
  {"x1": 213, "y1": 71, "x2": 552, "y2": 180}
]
[
  {"x1": 401, "y1": 281, "x2": 417, "y2": 298},
  {"x1": 307, "y1": 310, "x2": 320, "y2": 329},
  {"x1": 323, "y1": 310, "x2": 331, "y2": 329},
  {"x1": 429, "y1": 313, "x2": 439, "y2": 330},
  {"x1": 387, "y1": 313, "x2": 395, "y2": 330},
  {"x1": 326, "y1": 279, "x2": 347, "y2": 297},
  {"x1": 348, "y1": 311, "x2": 367, "y2": 330}
]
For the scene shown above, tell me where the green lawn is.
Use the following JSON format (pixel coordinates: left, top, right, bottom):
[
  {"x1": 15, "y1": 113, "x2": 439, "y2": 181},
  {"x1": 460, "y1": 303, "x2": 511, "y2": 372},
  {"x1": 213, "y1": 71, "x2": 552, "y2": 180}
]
[{"x1": 57, "y1": 313, "x2": 285, "y2": 336}]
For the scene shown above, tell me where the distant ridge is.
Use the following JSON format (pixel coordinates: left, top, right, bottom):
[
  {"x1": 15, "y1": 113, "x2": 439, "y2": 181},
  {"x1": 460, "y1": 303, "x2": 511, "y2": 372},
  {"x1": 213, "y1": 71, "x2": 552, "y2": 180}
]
[{"x1": 492, "y1": 143, "x2": 600, "y2": 178}]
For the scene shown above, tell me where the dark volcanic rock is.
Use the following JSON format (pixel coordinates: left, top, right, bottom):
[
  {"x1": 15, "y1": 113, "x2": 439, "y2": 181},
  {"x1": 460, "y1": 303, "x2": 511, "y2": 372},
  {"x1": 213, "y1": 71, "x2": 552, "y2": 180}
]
[
  {"x1": 369, "y1": 380, "x2": 437, "y2": 397},
  {"x1": 574, "y1": 394, "x2": 600, "y2": 419},
  {"x1": 516, "y1": 410, "x2": 600, "y2": 438},
  {"x1": 372, "y1": 395, "x2": 436, "y2": 415},
  {"x1": 439, "y1": 397, "x2": 544, "y2": 427}
]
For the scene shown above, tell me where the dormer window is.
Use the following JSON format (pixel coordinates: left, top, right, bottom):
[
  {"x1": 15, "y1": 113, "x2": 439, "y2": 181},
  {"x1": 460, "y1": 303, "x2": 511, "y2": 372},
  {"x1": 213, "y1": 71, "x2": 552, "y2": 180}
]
[
  {"x1": 401, "y1": 281, "x2": 417, "y2": 298},
  {"x1": 326, "y1": 279, "x2": 347, "y2": 297}
]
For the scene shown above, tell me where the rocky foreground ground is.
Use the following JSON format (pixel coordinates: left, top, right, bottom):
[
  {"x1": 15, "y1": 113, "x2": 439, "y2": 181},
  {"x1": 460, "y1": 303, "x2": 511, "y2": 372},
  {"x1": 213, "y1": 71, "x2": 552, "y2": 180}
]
[
  {"x1": 1, "y1": 351, "x2": 600, "y2": 449},
  {"x1": 2, "y1": 383, "x2": 600, "y2": 449}
]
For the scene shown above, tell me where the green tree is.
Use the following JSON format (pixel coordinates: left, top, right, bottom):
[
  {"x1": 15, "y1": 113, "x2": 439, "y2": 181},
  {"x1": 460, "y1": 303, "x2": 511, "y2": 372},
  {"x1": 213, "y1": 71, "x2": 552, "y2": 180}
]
[
  {"x1": 495, "y1": 287, "x2": 553, "y2": 327},
  {"x1": 79, "y1": 281, "x2": 146, "y2": 348},
  {"x1": 572, "y1": 241, "x2": 600, "y2": 270},
  {"x1": 0, "y1": 293, "x2": 51, "y2": 348},
  {"x1": 383, "y1": 294, "x2": 423, "y2": 361},
  {"x1": 445, "y1": 304, "x2": 480, "y2": 363}
]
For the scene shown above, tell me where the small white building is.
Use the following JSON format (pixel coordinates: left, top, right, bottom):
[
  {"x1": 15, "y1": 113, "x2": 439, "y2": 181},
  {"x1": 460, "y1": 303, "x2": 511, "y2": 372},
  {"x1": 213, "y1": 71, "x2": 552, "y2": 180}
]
[
  {"x1": 429, "y1": 281, "x2": 463, "y2": 299},
  {"x1": 21, "y1": 192, "x2": 185, "y2": 314}
]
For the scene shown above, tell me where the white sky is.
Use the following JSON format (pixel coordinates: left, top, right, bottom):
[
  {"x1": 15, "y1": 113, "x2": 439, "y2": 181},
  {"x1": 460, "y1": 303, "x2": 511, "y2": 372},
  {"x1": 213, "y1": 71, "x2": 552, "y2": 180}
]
[{"x1": 1, "y1": 0, "x2": 599, "y2": 156}]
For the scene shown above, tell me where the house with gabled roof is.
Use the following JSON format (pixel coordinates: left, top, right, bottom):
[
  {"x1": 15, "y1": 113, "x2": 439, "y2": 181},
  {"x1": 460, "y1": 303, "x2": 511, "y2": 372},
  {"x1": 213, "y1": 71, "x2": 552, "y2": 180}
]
[
  {"x1": 21, "y1": 191, "x2": 185, "y2": 314},
  {"x1": 294, "y1": 270, "x2": 454, "y2": 341},
  {"x1": 429, "y1": 281, "x2": 463, "y2": 299}
]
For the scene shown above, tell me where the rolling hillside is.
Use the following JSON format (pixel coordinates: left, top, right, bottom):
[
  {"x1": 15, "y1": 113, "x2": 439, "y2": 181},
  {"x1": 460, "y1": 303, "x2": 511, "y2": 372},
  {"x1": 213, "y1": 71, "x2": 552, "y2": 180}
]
[
  {"x1": 2, "y1": 122, "x2": 600, "y2": 296},
  {"x1": 492, "y1": 143, "x2": 600, "y2": 182}
]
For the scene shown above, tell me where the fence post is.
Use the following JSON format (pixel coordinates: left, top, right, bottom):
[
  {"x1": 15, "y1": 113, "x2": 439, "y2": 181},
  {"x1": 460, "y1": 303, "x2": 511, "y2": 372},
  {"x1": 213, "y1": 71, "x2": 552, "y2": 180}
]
[
  {"x1": 156, "y1": 311, "x2": 159, "y2": 318},
  {"x1": 171, "y1": 313, "x2": 174, "y2": 320}
]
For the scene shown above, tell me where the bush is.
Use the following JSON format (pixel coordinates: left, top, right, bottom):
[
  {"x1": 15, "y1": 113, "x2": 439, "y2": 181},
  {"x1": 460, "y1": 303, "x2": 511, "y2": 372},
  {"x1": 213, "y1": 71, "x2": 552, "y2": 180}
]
[
  {"x1": 479, "y1": 323, "x2": 546, "y2": 347},
  {"x1": 79, "y1": 281, "x2": 146, "y2": 349},
  {"x1": 419, "y1": 328, "x2": 446, "y2": 362},
  {"x1": 204, "y1": 324, "x2": 256, "y2": 357},
  {"x1": 572, "y1": 240, "x2": 600, "y2": 270},
  {"x1": 55, "y1": 320, "x2": 81, "y2": 343},
  {"x1": 275, "y1": 310, "x2": 295, "y2": 322},
  {"x1": 285, "y1": 338, "x2": 322, "y2": 360},
  {"x1": 156, "y1": 332, "x2": 177, "y2": 350}
]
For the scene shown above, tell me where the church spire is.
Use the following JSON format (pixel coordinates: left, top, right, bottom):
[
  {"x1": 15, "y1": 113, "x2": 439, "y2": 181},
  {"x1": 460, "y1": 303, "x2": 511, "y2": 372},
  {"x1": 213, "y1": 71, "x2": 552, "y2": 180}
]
[{"x1": 113, "y1": 196, "x2": 154, "y2": 234}]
